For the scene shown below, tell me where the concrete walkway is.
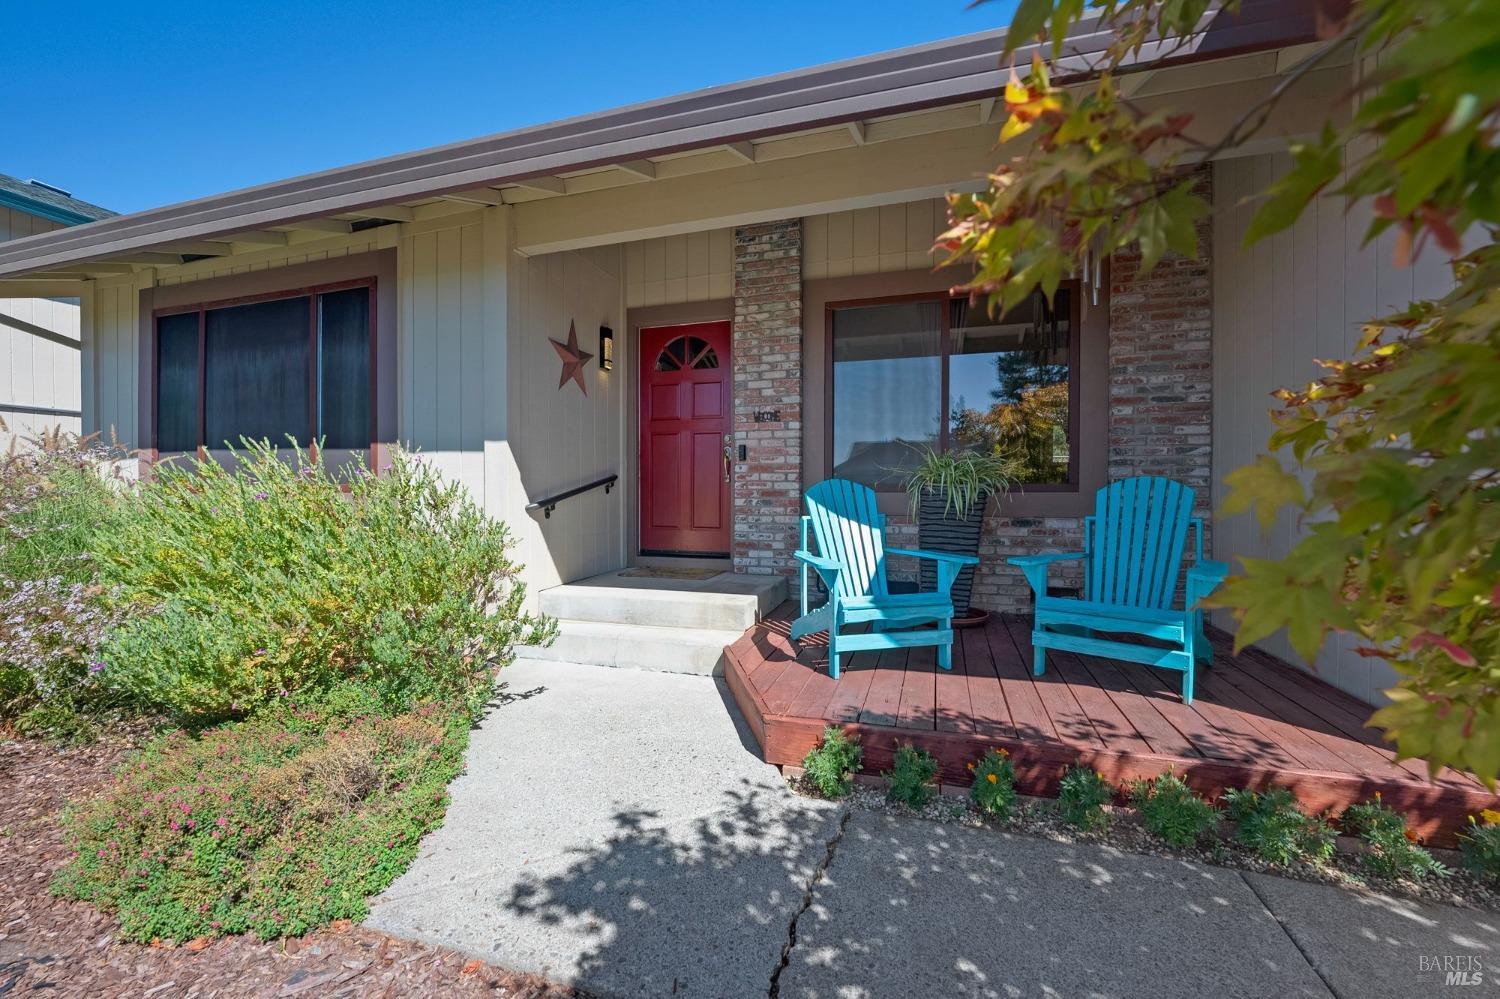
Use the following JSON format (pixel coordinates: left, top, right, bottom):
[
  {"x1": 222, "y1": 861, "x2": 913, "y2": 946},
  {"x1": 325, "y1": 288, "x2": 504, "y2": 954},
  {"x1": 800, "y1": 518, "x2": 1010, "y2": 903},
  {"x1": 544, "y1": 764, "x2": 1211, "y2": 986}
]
[{"x1": 367, "y1": 660, "x2": 1500, "y2": 998}]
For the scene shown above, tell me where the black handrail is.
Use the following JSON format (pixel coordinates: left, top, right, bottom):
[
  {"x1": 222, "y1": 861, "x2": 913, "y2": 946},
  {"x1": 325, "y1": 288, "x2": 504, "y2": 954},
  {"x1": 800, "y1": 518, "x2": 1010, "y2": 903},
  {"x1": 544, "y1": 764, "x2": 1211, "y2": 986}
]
[{"x1": 525, "y1": 473, "x2": 618, "y2": 518}]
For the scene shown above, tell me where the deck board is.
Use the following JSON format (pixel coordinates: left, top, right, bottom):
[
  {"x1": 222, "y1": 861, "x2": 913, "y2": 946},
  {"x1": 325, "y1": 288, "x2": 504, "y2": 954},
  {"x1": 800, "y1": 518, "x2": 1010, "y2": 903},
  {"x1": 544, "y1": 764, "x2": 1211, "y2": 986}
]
[{"x1": 722, "y1": 604, "x2": 1500, "y2": 846}]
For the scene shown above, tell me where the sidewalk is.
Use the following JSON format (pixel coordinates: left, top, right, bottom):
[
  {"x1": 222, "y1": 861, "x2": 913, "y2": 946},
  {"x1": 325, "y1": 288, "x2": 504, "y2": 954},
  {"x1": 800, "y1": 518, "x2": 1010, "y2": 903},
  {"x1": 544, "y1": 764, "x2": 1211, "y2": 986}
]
[{"x1": 367, "y1": 659, "x2": 1500, "y2": 998}]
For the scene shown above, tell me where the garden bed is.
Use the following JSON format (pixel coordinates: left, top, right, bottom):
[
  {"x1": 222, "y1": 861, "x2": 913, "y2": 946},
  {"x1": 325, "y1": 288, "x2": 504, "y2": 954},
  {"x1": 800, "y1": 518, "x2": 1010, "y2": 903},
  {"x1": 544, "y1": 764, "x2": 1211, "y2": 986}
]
[
  {"x1": 783, "y1": 764, "x2": 1500, "y2": 914},
  {"x1": 0, "y1": 734, "x2": 573, "y2": 998}
]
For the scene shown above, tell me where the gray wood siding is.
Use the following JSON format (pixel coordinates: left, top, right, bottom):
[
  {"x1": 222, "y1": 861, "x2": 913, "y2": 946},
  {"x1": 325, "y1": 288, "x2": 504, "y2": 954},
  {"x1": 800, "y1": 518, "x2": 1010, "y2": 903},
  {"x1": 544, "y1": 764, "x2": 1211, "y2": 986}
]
[
  {"x1": 0, "y1": 208, "x2": 81, "y2": 444},
  {"x1": 1212, "y1": 152, "x2": 1460, "y2": 704}
]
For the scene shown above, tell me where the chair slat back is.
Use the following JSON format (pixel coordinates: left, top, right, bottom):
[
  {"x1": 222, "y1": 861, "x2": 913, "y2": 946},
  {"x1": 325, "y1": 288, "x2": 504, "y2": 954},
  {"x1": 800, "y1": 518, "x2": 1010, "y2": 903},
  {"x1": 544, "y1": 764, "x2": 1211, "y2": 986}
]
[
  {"x1": 805, "y1": 479, "x2": 889, "y2": 599},
  {"x1": 1088, "y1": 476, "x2": 1195, "y2": 611}
]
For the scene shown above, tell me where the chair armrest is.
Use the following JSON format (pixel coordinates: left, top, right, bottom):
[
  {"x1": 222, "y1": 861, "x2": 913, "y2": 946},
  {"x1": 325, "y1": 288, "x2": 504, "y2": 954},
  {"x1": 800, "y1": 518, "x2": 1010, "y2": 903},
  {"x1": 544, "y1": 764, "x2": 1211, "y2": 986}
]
[
  {"x1": 1186, "y1": 560, "x2": 1230, "y2": 587},
  {"x1": 1008, "y1": 551, "x2": 1085, "y2": 598},
  {"x1": 1007, "y1": 552, "x2": 1087, "y2": 568},
  {"x1": 795, "y1": 550, "x2": 842, "y2": 574},
  {"x1": 887, "y1": 546, "x2": 979, "y2": 567}
]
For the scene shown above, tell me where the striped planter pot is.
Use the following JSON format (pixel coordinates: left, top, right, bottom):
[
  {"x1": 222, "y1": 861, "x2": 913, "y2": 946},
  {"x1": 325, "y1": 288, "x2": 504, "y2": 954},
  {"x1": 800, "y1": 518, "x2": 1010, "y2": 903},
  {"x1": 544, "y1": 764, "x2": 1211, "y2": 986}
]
[{"x1": 916, "y1": 487, "x2": 989, "y2": 616}]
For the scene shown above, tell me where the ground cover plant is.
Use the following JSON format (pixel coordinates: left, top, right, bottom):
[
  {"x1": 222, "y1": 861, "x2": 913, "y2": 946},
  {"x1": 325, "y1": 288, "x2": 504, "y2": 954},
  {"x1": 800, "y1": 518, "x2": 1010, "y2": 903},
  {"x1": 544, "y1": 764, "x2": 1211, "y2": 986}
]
[
  {"x1": 1056, "y1": 765, "x2": 1112, "y2": 831},
  {"x1": 1459, "y1": 810, "x2": 1500, "y2": 883},
  {"x1": 801, "y1": 726, "x2": 862, "y2": 799},
  {"x1": 53, "y1": 694, "x2": 468, "y2": 942},
  {"x1": 1222, "y1": 787, "x2": 1336, "y2": 866},
  {"x1": 968, "y1": 748, "x2": 1017, "y2": 818},
  {"x1": 1343, "y1": 797, "x2": 1451, "y2": 881},
  {"x1": 1129, "y1": 771, "x2": 1219, "y2": 847},
  {"x1": 884, "y1": 744, "x2": 939, "y2": 810}
]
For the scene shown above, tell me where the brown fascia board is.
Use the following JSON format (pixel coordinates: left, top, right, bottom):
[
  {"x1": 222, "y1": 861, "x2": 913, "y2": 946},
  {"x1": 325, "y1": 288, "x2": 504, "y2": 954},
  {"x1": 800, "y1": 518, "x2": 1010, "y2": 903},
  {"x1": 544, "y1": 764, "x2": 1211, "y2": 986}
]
[{"x1": 0, "y1": 1, "x2": 1318, "y2": 278}]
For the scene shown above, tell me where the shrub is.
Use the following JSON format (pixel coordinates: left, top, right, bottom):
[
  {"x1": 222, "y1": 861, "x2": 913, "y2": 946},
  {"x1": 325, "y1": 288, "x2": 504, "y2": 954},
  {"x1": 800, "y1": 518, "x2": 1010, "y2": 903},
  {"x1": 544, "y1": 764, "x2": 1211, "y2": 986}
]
[
  {"x1": 1057, "y1": 766, "x2": 1113, "y2": 830},
  {"x1": 52, "y1": 695, "x2": 468, "y2": 942},
  {"x1": 1129, "y1": 771, "x2": 1219, "y2": 847},
  {"x1": 968, "y1": 749, "x2": 1017, "y2": 818},
  {"x1": 0, "y1": 426, "x2": 127, "y2": 737},
  {"x1": 96, "y1": 442, "x2": 553, "y2": 723},
  {"x1": 884, "y1": 744, "x2": 938, "y2": 810},
  {"x1": 1343, "y1": 798, "x2": 1451, "y2": 881},
  {"x1": 1221, "y1": 787, "x2": 1335, "y2": 866},
  {"x1": 1458, "y1": 810, "x2": 1500, "y2": 882},
  {"x1": 801, "y1": 726, "x2": 862, "y2": 798}
]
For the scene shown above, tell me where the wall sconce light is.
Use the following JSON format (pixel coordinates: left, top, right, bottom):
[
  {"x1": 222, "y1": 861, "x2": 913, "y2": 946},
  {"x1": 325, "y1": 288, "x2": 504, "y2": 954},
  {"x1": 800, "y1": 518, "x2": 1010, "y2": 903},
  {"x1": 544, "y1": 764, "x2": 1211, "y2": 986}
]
[{"x1": 599, "y1": 326, "x2": 614, "y2": 371}]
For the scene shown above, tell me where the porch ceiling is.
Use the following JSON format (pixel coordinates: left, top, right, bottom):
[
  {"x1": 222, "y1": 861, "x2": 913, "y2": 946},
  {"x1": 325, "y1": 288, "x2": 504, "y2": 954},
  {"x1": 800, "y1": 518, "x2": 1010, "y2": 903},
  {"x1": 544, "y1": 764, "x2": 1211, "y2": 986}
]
[{"x1": 0, "y1": 0, "x2": 1320, "y2": 288}]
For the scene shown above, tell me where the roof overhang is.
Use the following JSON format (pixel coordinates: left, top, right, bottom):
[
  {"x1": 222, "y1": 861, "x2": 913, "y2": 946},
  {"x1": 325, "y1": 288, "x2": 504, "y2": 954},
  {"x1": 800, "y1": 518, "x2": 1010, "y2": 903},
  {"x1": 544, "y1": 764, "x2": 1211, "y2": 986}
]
[{"x1": 0, "y1": 0, "x2": 1319, "y2": 280}]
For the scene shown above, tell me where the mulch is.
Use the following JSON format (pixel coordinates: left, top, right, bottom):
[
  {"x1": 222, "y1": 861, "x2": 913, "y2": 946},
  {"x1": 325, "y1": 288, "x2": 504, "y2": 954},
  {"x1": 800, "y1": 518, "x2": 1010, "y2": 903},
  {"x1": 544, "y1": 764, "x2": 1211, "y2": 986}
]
[{"x1": 0, "y1": 736, "x2": 578, "y2": 998}]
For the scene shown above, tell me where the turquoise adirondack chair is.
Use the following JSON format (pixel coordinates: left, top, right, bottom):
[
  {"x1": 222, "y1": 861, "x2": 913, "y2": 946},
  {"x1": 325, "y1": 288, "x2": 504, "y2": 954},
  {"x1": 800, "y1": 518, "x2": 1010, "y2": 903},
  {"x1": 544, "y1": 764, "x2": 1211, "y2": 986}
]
[
  {"x1": 792, "y1": 479, "x2": 978, "y2": 679},
  {"x1": 1008, "y1": 476, "x2": 1229, "y2": 703}
]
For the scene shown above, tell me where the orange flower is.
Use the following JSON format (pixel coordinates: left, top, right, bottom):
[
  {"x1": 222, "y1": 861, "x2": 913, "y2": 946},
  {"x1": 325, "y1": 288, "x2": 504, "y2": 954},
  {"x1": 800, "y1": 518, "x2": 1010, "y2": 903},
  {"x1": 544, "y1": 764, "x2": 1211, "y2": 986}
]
[
  {"x1": 986, "y1": 773, "x2": 998, "y2": 784},
  {"x1": 966, "y1": 762, "x2": 975, "y2": 771},
  {"x1": 1404, "y1": 827, "x2": 1420, "y2": 843},
  {"x1": 1480, "y1": 808, "x2": 1500, "y2": 827}
]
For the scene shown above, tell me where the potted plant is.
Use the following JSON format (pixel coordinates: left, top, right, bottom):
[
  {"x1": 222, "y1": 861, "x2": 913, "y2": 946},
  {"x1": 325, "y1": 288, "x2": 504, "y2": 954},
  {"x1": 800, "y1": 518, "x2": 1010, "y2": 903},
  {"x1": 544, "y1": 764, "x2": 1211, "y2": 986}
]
[{"x1": 902, "y1": 446, "x2": 1015, "y2": 624}]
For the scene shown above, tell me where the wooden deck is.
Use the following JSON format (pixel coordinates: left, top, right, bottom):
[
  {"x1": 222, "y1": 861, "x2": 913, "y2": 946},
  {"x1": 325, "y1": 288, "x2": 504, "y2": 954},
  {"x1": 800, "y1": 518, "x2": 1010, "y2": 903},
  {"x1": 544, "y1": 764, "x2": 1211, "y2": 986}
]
[{"x1": 724, "y1": 602, "x2": 1497, "y2": 845}]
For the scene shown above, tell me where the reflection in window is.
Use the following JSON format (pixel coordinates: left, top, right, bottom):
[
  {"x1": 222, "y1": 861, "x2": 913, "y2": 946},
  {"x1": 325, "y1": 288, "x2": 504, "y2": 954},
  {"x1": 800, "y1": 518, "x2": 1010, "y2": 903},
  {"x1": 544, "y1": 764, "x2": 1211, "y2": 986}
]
[
  {"x1": 828, "y1": 289, "x2": 1072, "y2": 489},
  {"x1": 949, "y1": 289, "x2": 1071, "y2": 484},
  {"x1": 831, "y1": 300, "x2": 942, "y2": 489}
]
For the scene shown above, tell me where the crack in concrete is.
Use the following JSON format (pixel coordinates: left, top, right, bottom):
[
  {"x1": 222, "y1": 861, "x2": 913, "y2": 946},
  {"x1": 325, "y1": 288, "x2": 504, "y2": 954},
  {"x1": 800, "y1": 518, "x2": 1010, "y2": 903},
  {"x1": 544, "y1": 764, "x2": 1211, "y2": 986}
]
[
  {"x1": 1237, "y1": 870, "x2": 1342, "y2": 999},
  {"x1": 767, "y1": 806, "x2": 851, "y2": 998}
]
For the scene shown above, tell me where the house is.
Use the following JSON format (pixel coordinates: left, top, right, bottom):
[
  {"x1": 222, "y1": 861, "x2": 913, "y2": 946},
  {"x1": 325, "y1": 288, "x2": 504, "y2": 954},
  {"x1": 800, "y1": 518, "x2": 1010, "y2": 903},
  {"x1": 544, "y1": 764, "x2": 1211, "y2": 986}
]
[
  {"x1": 0, "y1": 173, "x2": 114, "y2": 446},
  {"x1": 0, "y1": 1, "x2": 1487, "y2": 837}
]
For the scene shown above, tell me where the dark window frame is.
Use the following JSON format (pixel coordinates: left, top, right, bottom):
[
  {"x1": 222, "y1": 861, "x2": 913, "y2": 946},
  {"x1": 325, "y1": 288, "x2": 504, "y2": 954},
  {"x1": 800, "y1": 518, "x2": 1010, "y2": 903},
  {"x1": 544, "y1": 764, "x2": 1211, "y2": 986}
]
[
  {"x1": 150, "y1": 277, "x2": 377, "y2": 452},
  {"x1": 823, "y1": 281, "x2": 1082, "y2": 493}
]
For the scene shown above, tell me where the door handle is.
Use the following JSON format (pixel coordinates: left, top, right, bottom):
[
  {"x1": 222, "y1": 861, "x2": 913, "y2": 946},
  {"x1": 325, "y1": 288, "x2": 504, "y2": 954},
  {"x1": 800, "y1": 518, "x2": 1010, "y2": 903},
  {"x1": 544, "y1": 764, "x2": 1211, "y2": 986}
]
[{"x1": 723, "y1": 443, "x2": 732, "y2": 483}]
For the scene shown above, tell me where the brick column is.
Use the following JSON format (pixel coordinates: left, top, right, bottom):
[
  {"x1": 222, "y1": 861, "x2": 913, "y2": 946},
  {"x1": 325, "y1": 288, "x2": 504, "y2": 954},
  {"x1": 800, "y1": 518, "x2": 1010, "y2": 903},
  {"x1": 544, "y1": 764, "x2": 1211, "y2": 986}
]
[
  {"x1": 1107, "y1": 164, "x2": 1214, "y2": 523},
  {"x1": 731, "y1": 219, "x2": 802, "y2": 576}
]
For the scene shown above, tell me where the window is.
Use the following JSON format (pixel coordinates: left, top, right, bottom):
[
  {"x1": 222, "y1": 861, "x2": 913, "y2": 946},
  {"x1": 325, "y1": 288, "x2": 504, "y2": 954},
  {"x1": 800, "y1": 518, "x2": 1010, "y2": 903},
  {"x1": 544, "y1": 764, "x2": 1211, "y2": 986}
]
[
  {"x1": 830, "y1": 286, "x2": 1075, "y2": 489},
  {"x1": 154, "y1": 282, "x2": 372, "y2": 451}
]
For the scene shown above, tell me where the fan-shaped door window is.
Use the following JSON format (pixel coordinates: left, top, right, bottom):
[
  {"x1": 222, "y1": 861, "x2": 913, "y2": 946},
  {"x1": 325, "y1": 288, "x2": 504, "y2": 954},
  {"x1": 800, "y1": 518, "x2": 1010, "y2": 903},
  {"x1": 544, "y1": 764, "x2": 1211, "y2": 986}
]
[{"x1": 654, "y1": 335, "x2": 719, "y2": 371}]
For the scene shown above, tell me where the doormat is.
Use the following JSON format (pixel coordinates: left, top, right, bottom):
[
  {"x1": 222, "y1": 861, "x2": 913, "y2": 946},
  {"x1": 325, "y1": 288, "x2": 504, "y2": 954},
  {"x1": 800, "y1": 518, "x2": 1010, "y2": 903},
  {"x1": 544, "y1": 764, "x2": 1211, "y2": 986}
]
[{"x1": 618, "y1": 566, "x2": 724, "y2": 580}]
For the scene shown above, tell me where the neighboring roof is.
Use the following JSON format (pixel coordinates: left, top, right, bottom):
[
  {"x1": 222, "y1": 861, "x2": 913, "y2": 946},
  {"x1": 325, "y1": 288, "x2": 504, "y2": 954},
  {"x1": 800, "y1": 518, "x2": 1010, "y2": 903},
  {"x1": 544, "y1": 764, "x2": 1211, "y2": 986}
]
[
  {"x1": 0, "y1": 0, "x2": 1316, "y2": 279},
  {"x1": 0, "y1": 173, "x2": 115, "y2": 226}
]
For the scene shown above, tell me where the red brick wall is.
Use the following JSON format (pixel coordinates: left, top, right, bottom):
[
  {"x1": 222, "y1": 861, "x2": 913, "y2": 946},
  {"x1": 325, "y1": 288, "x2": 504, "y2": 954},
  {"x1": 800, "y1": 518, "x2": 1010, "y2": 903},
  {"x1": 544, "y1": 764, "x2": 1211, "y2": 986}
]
[{"x1": 731, "y1": 220, "x2": 803, "y2": 576}]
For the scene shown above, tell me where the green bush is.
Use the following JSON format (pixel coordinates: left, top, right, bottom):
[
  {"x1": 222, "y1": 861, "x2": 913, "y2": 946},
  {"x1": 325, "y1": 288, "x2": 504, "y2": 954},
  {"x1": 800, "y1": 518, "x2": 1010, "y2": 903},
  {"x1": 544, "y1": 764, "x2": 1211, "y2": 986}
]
[
  {"x1": 968, "y1": 749, "x2": 1017, "y2": 818},
  {"x1": 1343, "y1": 798, "x2": 1451, "y2": 881},
  {"x1": 1221, "y1": 788, "x2": 1335, "y2": 866},
  {"x1": 884, "y1": 744, "x2": 939, "y2": 811},
  {"x1": 95, "y1": 442, "x2": 552, "y2": 723},
  {"x1": 0, "y1": 426, "x2": 127, "y2": 737},
  {"x1": 53, "y1": 695, "x2": 468, "y2": 942},
  {"x1": 801, "y1": 726, "x2": 862, "y2": 798},
  {"x1": 1458, "y1": 812, "x2": 1500, "y2": 882},
  {"x1": 1129, "y1": 771, "x2": 1219, "y2": 847},
  {"x1": 1057, "y1": 766, "x2": 1113, "y2": 831}
]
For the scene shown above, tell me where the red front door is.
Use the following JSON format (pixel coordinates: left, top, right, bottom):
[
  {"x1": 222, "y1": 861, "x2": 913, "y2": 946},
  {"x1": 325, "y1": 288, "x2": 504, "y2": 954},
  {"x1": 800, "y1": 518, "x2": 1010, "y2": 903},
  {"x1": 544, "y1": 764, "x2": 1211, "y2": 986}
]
[{"x1": 639, "y1": 322, "x2": 732, "y2": 555}]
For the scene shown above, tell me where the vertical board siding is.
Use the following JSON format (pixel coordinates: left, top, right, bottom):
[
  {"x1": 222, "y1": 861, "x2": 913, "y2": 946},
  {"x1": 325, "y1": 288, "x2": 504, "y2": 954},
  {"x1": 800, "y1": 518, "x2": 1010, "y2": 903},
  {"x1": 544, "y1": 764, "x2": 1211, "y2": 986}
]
[
  {"x1": 803, "y1": 198, "x2": 944, "y2": 280},
  {"x1": 624, "y1": 228, "x2": 733, "y2": 308},
  {"x1": 1211, "y1": 153, "x2": 1461, "y2": 705},
  {"x1": 506, "y1": 244, "x2": 625, "y2": 590},
  {"x1": 0, "y1": 208, "x2": 81, "y2": 445}
]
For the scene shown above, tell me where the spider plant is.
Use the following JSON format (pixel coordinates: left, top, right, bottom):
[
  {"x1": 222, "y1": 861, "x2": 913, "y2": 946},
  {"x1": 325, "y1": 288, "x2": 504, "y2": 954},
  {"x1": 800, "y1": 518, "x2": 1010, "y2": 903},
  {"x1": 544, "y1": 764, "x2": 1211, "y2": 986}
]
[{"x1": 901, "y1": 445, "x2": 1016, "y2": 519}]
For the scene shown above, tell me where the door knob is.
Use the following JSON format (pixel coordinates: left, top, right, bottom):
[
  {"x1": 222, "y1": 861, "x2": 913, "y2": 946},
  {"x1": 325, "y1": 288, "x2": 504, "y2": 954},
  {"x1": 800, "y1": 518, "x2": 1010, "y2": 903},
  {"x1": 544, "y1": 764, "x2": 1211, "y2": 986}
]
[{"x1": 722, "y1": 443, "x2": 732, "y2": 483}]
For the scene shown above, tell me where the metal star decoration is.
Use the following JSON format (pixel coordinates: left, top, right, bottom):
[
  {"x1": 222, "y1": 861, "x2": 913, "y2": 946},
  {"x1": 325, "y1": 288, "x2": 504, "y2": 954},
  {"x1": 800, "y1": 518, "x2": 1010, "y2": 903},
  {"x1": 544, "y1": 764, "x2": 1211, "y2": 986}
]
[{"x1": 550, "y1": 320, "x2": 594, "y2": 395}]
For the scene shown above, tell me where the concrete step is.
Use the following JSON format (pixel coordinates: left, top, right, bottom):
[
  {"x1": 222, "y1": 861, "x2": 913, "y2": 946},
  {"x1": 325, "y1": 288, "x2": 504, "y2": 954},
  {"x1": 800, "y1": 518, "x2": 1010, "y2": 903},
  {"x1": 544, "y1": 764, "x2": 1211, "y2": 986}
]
[
  {"x1": 538, "y1": 571, "x2": 786, "y2": 632},
  {"x1": 517, "y1": 619, "x2": 745, "y2": 677}
]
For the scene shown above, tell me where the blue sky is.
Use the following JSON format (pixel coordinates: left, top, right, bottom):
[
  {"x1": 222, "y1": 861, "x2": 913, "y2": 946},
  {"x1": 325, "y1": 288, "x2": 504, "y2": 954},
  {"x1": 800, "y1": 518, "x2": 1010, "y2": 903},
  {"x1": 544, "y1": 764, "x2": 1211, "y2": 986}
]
[{"x1": 9, "y1": 1, "x2": 1017, "y2": 216}]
